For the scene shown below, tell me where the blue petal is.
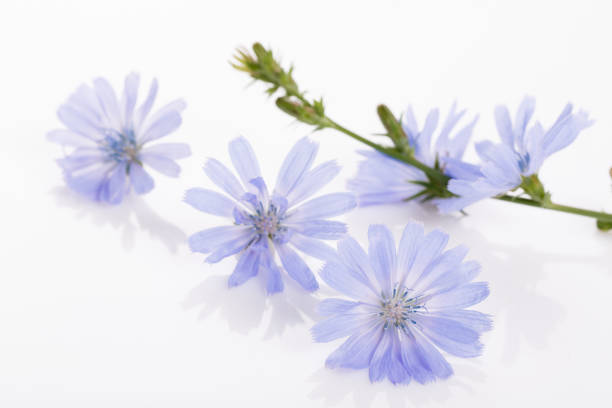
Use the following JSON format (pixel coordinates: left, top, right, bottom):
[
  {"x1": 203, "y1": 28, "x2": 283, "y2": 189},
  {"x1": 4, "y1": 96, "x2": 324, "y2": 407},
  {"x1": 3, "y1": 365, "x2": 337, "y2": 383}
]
[
  {"x1": 63, "y1": 162, "x2": 115, "y2": 201},
  {"x1": 288, "y1": 192, "x2": 356, "y2": 221},
  {"x1": 288, "y1": 234, "x2": 338, "y2": 262},
  {"x1": 141, "y1": 143, "x2": 191, "y2": 159},
  {"x1": 494, "y1": 104, "x2": 515, "y2": 147},
  {"x1": 396, "y1": 222, "x2": 424, "y2": 283},
  {"x1": 139, "y1": 110, "x2": 182, "y2": 143},
  {"x1": 287, "y1": 219, "x2": 347, "y2": 240},
  {"x1": 368, "y1": 330, "x2": 394, "y2": 382},
  {"x1": 402, "y1": 329, "x2": 453, "y2": 382},
  {"x1": 202, "y1": 158, "x2": 245, "y2": 202},
  {"x1": 262, "y1": 256, "x2": 284, "y2": 295},
  {"x1": 541, "y1": 107, "x2": 592, "y2": 157},
  {"x1": 445, "y1": 115, "x2": 478, "y2": 159},
  {"x1": 105, "y1": 164, "x2": 127, "y2": 204},
  {"x1": 184, "y1": 188, "x2": 236, "y2": 217},
  {"x1": 403, "y1": 229, "x2": 448, "y2": 288},
  {"x1": 312, "y1": 313, "x2": 368, "y2": 342},
  {"x1": 129, "y1": 163, "x2": 154, "y2": 195},
  {"x1": 228, "y1": 136, "x2": 261, "y2": 186},
  {"x1": 274, "y1": 137, "x2": 318, "y2": 196},
  {"x1": 134, "y1": 78, "x2": 158, "y2": 130},
  {"x1": 426, "y1": 282, "x2": 490, "y2": 311},
  {"x1": 423, "y1": 259, "x2": 481, "y2": 294},
  {"x1": 57, "y1": 104, "x2": 101, "y2": 139},
  {"x1": 325, "y1": 324, "x2": 383, "y2": 369},
  {"x1": 47, "y1": 129, "x2": 95, "y2": 147},
  {"x1": 188, "y1": 225, "x2": 251, "y2": 253},
  {"x1": 286, "y1": 160, "x2": 341, "y2": 205},
  {"x1": 336, "y1": 237, "x2": 377, "y2": 291},
  {"x1": 276, "y1": 244, "x2": 318, "y2": 291},
  {"x1": 122, "y1": 72, "x2": 139, "y2": 126},
  {"x1": 367, "y1": 225, "x2": 396, "y2": 295},
  {"x1": 512, "y1": 96, "x2": 536, "y2": 151},
  {"x1": 228, "y1": 247, "x2": 262, "y2": 287},
  {"x1": 140, "y1": 153, "x2": 181, "y2": 177},
  {"x1": 432, "y1": 310, "x2": 492, "y2": 334},
  {"x1": 93, "y1": 78, "x2": 121, "y2": 129},
  {"x1": 417, "y1": 315, "x2": 483, "y2": 357},
  {"x1": 317, "y1": 298, "x2": 360, "y2": 316},
  {"x1": 319, "y1": 260, "x2": 376, "y2": 301},
  {"x1": 412, "y1": 244, "x2": 469, "y2": 293},
  {"x1": 205, "y1": 233, "x2": 254, "y2": 264}
]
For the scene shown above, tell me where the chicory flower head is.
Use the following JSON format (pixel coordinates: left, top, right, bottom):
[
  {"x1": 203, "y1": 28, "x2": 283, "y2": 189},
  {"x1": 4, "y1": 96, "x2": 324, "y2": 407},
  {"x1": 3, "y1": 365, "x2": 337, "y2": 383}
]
[
  {"x1": 313, "y1": 222, "x2": 491, "y2": 384},
  {"x1": 48, "y1": 73, "x2": 190, "y2": 204},
  {"x1": 437, "y1": 96, "x2": 592, "y2": 213},
  {"x1": 347, "y1": 103, "x2": 479, "y2": 206},
  {"x1": 185, "y1": 137, "x2": 356, "y2": 294}
]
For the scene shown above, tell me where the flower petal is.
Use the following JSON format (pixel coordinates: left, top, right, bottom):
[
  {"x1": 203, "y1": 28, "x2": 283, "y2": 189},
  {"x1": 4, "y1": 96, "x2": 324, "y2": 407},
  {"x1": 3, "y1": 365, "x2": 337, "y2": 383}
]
[
  {"x1": 184, "y1": 188, "x2": 236, "y2": 217},
  {"x1": 129, "y1": 163, "x2": 154, "y2": 195},
  {"x1": 396, "y1": 222, "x2": 424, "y2": 283},
  {"x1": 277, "y1": 244, "x2": 318, "y2": 291},
  {"x1": 426, "y1": 282, "x2": 490, "y2": 311},
  {"x1": 319, "y1": 260, "x2": 376, "y2": 301},
  {"x1": 140, "y1": 153, "x2": 181, "y2": 177},
  {"x1": 312, "y1": 313, "x2": 369, "y2": 343},
  {"x1": 403, "y1": 229, "x2": 449, "y2": 288},
  {"x1": 228, "y1": 247, "x2": 262, "y2": 288},
  {"x1": 288, "y1": 193, "x2": 356, "y2": 222},
  {"x1": 286, "y1": 160, "x2": 341, "y2": 206},
  {"x1": 417, "y1": 315, "x2": 483, "y2": 358},
  {"x1": 141, "y1": 143, "x2": 191, "y2": 159},
  {"x1": 289, "y1": 234, "x2": 338, "y2": 262},
  {"x1": 229, "y1": 136, "x2": 261, "y2": 187},
  {"x1": 203, "y1": 158, "x2": 245, "y2": 201},
  {"x1": 275, "y1": 137, "x2": 318, "y2": 196},
  {"x1": 367, "y1": 225, "x2": 396, "y2": 295},
  {"x1": 287, "y1": 219, "x2": 347, "y2": 240},
  {"x1": 139, "y1": 110, "x2": 182, "y2": 143},
  {"x1": 188, "y1": 225, "x2": 251, "y2": 253},
  {"x1": 47, "y1": 129, "x2": 94, "y2": 147},
  {"x1": 325, "y1": 324, "x2": 383, "y2": 369},
  {"x1": 317, "y1": 298, "x2": 361, "y2": 316}
]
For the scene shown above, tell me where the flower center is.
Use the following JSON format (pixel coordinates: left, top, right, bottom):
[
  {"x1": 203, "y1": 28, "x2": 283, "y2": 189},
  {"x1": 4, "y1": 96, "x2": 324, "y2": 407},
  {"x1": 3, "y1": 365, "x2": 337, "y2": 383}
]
[
  {"x1": 249, "y1": 202, "x2": 286, "y2": 240},
  {"x1": 379, "y1": 285, "x2": 425, "y2": 330},
  {"x1": 101, "y1": 129, "x2": 139, "y2": 163}
]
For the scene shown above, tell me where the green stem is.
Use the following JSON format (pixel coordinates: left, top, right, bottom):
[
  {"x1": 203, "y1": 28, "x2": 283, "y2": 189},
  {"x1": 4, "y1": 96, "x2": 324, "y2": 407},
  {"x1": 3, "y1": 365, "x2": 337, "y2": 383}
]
[
  {"x1": 495, "y1": 194, "x2": 612, "y2": 222},
  {"x1": 326, "y1": 119, "x2": 448, "y2": 182}
]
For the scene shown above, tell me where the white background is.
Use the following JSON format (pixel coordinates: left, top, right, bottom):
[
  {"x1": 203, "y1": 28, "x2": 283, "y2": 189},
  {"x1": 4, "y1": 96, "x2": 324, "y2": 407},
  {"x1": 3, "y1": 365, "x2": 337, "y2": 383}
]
[{"x1": 1, "y1": 0, "x2": 612, "y2": 406}]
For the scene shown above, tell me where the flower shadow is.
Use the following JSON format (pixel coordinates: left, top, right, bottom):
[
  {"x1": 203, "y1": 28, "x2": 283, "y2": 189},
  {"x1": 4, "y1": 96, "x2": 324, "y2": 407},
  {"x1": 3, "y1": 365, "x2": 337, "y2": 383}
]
[
  {"x1": 182, "y1": 271, "x2": 321, "y2": 339},
  {"x1": 308, "y1": 361, "x2": 486, "y2": 407},
  {"x1": 51, "y1": 186, "x2": 186, "y2": 253}
]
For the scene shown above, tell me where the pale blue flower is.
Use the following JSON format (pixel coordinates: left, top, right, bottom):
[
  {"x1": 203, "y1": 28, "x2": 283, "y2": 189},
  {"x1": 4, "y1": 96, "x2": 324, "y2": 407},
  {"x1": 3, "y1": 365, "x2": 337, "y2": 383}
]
[
  {"x1": 437, "y1": 96, "x2": 592, "y2": 213},
  {"x1": 48, "y1": 73, "x2": 190, "y2": 204},
  {"x1": 313, "y1": 223, "x2": 491, "y2": 385},
  {"x1": 185, "y1": 137, "x2": 356, "y2": 294},
  {"x1": 348, "y1": 103, "x2": 479, "y2": 205}
]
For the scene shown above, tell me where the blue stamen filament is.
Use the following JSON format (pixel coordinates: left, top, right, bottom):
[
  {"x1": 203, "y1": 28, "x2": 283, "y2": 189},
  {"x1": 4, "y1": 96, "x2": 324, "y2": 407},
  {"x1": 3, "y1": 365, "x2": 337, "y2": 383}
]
[
  {"x1": 379, "y1": 285, "x2": 424, "y2": 330},
  {"x1": 248, "y1": 202, "x2": 287, "y2": 240},
  {"x1": 100, "y1": 128, "x2": 140, "y2": 164}
]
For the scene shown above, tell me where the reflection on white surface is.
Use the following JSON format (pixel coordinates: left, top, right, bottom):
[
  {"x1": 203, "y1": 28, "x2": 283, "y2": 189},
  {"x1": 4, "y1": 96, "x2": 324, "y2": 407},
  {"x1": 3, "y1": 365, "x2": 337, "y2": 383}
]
[
  {"x1": 308, "y1": 361, "x2": 485, "y2": 408},
  {"x1": 51, "y1": 186, "x2": 186, "y2": 253},
  {"x1": 182, "y1": 272, "x2": 320, "y2": 338}
]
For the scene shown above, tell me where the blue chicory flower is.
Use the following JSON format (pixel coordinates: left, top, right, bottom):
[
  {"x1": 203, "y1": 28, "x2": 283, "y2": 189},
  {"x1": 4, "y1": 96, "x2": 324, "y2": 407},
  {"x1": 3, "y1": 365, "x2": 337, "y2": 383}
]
[
  {"x1": 312, "y1": 222, "x2": 491, "y2": 385},
  {"x1": 185, "y1": 137, "x2": 356, "y2": 294},
  {"x1": 347, "y1": 103, "x2": 479, "y2": 206},
  {"x1": 436, "y1": 96, "x2": 592, "y2": 213},
  {"x1": 48, "y1": 73, "x2": 190, "y2": 204}
]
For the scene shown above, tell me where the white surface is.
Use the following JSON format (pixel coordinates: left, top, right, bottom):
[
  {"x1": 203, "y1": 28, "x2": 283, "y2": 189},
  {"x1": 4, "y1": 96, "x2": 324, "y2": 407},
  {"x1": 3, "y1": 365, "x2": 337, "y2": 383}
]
[{"x1": 1, "y1": 0, "x2": 612, "y2": 406}]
